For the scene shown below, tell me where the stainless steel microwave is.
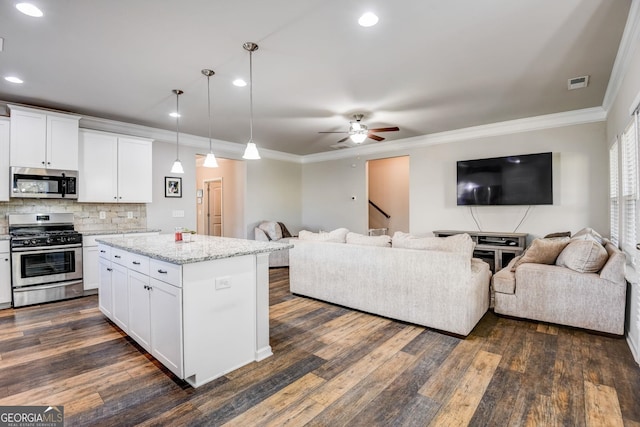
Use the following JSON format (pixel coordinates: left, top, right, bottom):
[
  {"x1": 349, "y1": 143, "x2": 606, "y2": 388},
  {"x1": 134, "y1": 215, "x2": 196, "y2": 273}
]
[{"x1": 10, "y1": 167, "x2": 78, "y2": 199}]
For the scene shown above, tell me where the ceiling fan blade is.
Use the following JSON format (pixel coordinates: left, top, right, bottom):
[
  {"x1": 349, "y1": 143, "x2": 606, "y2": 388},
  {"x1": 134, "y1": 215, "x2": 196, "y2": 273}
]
[
  {"x1": 368, "y1": 134, "x2": 385, "y2": 142},
  {"x1": 337, "y1": 136, "x2": 350, "y2": 143},
  {"x1": 368, "y1": 127, "x2": 399, "y2": 133},
  {"x1": 319, "y1": 131, "x2": 348, "y2": 134}
]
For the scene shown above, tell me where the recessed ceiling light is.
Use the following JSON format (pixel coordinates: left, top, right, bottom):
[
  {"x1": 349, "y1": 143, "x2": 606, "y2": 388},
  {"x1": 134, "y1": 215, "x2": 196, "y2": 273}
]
[
  {"x1": 169, "y1": 112, "x2": 181, "y2": 118},
  {"x1": 358, "y1": 12, "x2": 378, "y2": 27},
  {"x1": 233, "y1": 78, "x2": 247, "y2": 87},
  {"x1": 5, "y1": 76, "x2": 24, "y2": 84},
  {"x1": 16, "y1": 3, "x2": 43, "y2": 17}
]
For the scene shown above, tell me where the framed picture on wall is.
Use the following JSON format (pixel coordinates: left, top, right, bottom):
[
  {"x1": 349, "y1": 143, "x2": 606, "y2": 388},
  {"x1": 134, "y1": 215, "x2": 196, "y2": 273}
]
[{"x1": 165, "y1": 177, "x2": 182, "y2": 198}]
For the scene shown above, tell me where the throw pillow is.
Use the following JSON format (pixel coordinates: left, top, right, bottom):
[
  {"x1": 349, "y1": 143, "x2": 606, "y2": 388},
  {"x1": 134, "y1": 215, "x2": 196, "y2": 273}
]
[
  {"x1": 544, "y1": 231, "x2": 571, "y2": 239},
  {"x1": 298, "y1": 228, "x2": 349, "y2": 243},
  {"x1": 571, "y1": 227, "x2": 605, "y2": 245},
  {"x1": 392, "y1": 232, "x2": 475, "y2": 258},
  {"x1": 511, "y1": 237, "x2": 570, "y2": 271},
  {"x1": 258, "y1": 221, "x2": 282, "y2": 241},
  {"x1": 346, "y1": 232, "x2": 391, "y2": 247},
  {"x1": 556, "y1": 239, "x2": 609, "y2": 273}
]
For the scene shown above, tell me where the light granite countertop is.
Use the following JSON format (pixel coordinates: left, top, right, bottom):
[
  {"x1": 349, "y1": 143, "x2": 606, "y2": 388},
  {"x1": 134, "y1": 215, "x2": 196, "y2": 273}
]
[
  {"x1": 96, "y1": 234, "x2": 292, "y2": 265},
  {"x1": 0, "y1": 235, "x2": 9, "y2": 241},
  {"x1": 80, "y1": 229, "x2": 161, "y2": 236}
]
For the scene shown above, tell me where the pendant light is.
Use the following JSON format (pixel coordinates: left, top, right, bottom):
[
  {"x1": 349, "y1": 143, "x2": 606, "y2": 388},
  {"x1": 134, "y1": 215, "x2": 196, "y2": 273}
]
[
  {"x1": 201, "y1": 69, "x2": 219, "y2": 168},
  {"x1": 242, "y1": 42, "x2": 261, "y2": 160},
  {"x1": 170, "y1": 89, "x2": 185, "y2": 174}
]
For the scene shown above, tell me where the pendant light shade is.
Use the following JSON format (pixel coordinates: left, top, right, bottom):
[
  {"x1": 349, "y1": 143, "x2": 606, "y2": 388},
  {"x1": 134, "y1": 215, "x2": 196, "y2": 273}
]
[
  {"x1": 242, "y1": 42, "x2": 261, "y2": 160},
  {"x1": 171, "y1": 89, "x2": 185, "y2": 174},
  {"x1": 201, "y1": 69, "x2": 219, "y2": 168}
]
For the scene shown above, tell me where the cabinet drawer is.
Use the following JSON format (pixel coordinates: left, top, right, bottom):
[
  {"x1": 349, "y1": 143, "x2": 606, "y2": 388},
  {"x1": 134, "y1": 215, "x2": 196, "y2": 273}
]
[
  {"x1": 98, "y1": 244, "x2": 112, "y2": 260},
  {"x1": 111, "y1": 248, "x2": 128, "y2": 265},
  {"x1": 127, "y1": 253, "x2": 150, "y2": 275},
  {"x1": 150, "y1": 259, "x2": 182, "y2": 287}
]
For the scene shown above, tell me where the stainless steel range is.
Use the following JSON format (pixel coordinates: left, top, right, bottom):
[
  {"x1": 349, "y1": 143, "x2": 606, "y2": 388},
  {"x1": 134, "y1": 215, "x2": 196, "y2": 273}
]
[{"x1": 9, "y1": 213, "x2": 83, "y2": 307}]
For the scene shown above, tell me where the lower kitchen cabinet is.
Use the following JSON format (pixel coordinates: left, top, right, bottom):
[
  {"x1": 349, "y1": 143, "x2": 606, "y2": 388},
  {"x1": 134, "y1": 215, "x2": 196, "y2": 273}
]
[
  {"x1": 149, "y1": 277, "x2": 183, "y2": 377},
  {"x1": 111, "y1": 263, "x2": 129, "y2": 333},
  {"x1": 98, "y1": 256, "x2": 113, "y2": 318},
  {"x1": 0, "y1": 241, "x2": 11, "y2": 307},
  {"x1": 128, "y1": 270, "x2": 151, "y2": 352}
]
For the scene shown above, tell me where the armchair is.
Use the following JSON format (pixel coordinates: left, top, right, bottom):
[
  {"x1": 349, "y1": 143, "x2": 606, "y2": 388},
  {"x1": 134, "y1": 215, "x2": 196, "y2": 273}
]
[{"x1": 254, "y1": 221, "x2": 293, "y2": 267}]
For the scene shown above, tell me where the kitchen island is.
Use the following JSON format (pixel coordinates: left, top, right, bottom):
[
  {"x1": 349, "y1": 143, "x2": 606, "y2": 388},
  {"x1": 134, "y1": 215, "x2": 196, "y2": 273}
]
[{"x1": 96, "y1": 234, "x2": 292, "y2": 388}]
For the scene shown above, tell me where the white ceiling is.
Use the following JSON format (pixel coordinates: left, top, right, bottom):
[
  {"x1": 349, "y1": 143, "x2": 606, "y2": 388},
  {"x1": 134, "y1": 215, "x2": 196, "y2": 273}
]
[{"x1": 0, "y1": 0, "x2": 632, "y2": 156}]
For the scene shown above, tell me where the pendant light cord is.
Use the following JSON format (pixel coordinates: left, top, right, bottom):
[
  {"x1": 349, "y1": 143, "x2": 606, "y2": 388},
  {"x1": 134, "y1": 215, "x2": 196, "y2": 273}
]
[
  {"x1": 249, "y1": 49, "x2": 254, "y2": 142},
  {"x1": 207, "y1": 75, "x2": 213, "y2": 150},
  {"x1": 175, "y1": 92, "x2": 180, "y2": 159}
]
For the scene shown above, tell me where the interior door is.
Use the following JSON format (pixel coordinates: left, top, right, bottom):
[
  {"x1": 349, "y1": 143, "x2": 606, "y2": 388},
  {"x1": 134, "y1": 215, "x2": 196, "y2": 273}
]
[{"x1": 205, "y1": 179, "x2": 223, "y2": 236}]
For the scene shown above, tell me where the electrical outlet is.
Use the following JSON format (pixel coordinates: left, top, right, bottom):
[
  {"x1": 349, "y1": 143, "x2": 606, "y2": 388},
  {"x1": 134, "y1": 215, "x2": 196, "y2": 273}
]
[
  {"x1": 172, "y1": 210, "x2": 185, "y2": 218},
  {"x1": 127, "y1": 211, "x2": 133, "y2": 219},
  {"x1": 99, "y1": 211, "x2": 106, "y2": 219},
  {"x1": 215, "y1": 276, "x2": 232, "y2": 290}
]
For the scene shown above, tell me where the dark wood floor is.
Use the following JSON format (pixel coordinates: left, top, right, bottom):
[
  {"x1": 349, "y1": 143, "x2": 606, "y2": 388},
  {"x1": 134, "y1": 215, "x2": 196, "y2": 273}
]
[{"x1": 0, "y1": 268, "x2": 639, "y2": 426}]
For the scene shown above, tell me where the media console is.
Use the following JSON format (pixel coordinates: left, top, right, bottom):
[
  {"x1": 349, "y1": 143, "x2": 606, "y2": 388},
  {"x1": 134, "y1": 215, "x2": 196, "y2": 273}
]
[{"x1": 433, "y1": 230, "x2": 527, "y2": 273}]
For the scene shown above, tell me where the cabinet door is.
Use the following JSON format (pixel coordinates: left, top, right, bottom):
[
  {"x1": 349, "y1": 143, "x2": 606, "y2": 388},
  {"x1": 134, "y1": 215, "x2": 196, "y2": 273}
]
[
  {"x1": 98, "y1": 257, "x2": 113, "y2": 318},
  {"x1": 117, "y1": 137, "x2": 153, "y2": 203},
  {"x1": 82, "y1": 246, "x2": 100, "y2": 291},
  {"x1": 0, "y1": 252, "x2": 11, "y2": 305},
  {"x1": 128, "y1": 270, "x2": 151, "y2": 352},
  {"x1": 0, "y1": 119, "x2": 9, "y2": 201},
  {"x1": 10, "y1": 109, "x2": 47, "y2": 167},
  {"x1": 111, "y1": 263, "x2": 129, "y2": 332},
  {"x1": 78, "y1": 131, "x2": 118, "y2": 202},
  {"x1": 46, "y1": 115, "x2": 79, "y2": 170},
  {"x1": 150, "y1": 278, "x2": 183, "y2": 378}
]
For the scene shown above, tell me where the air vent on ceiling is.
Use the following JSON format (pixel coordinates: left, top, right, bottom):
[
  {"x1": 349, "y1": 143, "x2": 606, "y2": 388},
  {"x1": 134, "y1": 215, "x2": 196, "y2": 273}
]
[
  {"x1": 330, "y1": 143, "x2": 350, "y2": 150},
  {"x1": 568, "y1": 75, "x2": 589, "y2": 90}
]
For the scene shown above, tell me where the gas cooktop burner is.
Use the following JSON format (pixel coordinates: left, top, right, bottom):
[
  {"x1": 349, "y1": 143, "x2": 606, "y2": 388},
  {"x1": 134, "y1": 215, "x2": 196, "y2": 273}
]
[{"x1": 9, "y1": 213, "x2": 82, "y2": 249}]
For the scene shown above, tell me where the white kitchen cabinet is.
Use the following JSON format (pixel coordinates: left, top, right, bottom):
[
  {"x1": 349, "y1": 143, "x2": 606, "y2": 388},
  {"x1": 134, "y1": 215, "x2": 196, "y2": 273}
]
[
  {"x1": 0, "y1": 118, "x2": 9, "y2": 201},
  {"x1": 98, "y1": 256, "x2": 113, "y2": 318},
  {"x1": 149, "y1": 277, "x2": 183, "y2": 377},
  {"x1": 79, "y1": 129, "x2": 153, "y2": 203},
  {"x1": 8, "y1": 105, "x2": 80, "y2": 170},
  {"x1": 111, "y1": 262, "x2": 129, "y2": 333},
  {"x1": 0, "y1": 241, "x2": 11, "y2": 308},
  {"x1": 128, "y1": 269, "x2": 151, "y2": 351}
]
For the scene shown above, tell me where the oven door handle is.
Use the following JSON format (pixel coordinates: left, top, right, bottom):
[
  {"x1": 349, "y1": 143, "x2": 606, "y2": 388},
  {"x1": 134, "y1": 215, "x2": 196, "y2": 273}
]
[
  {"x1": 13, "y1": 280, "x2": 84, "y2": 292},
  {"x1": 11, "y1": 243, "x2": 83, "y2": 252}
]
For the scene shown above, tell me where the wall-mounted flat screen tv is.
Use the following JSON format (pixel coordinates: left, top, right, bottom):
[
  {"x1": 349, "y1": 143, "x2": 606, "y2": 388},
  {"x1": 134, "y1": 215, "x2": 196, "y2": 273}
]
[{"x1": 457, "y1": 152, "x2": 553, "y2": 206}]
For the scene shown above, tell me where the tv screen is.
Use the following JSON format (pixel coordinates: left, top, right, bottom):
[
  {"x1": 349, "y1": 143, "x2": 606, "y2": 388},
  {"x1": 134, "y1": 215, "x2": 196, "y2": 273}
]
[{"x1": 457, "y1": 152, "x2": 553, "y2": 206}]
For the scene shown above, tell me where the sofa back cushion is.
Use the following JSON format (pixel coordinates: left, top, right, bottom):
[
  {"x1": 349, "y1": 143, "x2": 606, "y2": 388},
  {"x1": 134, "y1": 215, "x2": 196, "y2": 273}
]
[
  {"x1": 555, "y1": 239, "x2": 608, "y2": 273},
  {"x1": 599, "y1": 243, "x2": 626, "y2": 283},
  {"x1": 298, "y1": 228, "x2": 349, "y2": 243},
  {"x1": 571, "y1": 227, "x2": 605, "y2": 245},
  {"x1": 392, "y1": 232, "x2": 475, "y2": 259},
  {"x1": 346, "y1": 232, "x2": 391, "y2": 247},
  {"x1": 511, "y1": 237, "x2": 570, "y2": 270}
]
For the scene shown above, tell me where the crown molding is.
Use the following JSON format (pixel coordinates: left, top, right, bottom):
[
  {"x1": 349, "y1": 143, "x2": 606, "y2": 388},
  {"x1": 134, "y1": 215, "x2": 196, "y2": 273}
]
[
  {"x1": 79, "y1": 114, "x2": 302, "y2": 163},
  {"x1": 603, "y1": 0, "x2": 640, "y2": 111},
  {"x1": 301, "y1": 107, "x2": 607, "y2": 163}
]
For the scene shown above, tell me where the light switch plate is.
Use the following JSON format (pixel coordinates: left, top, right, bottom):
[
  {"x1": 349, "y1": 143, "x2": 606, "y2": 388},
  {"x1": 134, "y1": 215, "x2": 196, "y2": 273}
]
[
  {"x1": 99, "y1": 211, "x2": 106, "y2": 219},
  {"x1": 172, "y1": 210, "x2": 185, "y2": 218}
]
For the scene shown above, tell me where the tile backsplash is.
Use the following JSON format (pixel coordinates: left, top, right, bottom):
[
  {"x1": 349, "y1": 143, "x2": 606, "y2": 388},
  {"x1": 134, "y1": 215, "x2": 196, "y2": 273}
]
[{"x1": 0, "y1": 199, "x2": 147, "y2": 234}]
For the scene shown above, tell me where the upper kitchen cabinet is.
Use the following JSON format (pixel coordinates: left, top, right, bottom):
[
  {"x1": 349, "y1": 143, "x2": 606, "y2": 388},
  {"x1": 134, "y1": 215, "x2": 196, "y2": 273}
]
[
  {"x1": 79, "y1": 129, "x2": 153, "y2": 203},
  {"x1": 0, "y1": 118, "x2": 9, "y2": 201},
  {"x1": 8, "y1": 105, "x2": 80, "y2": 170}
]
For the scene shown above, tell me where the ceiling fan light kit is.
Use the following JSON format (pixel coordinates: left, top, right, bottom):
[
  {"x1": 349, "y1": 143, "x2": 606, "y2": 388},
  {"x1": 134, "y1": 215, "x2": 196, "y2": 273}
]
[
  {"x1": 320, "y1": 113, "x2": 399, "y2": 146},
  {"x1": 242, "y1": 42, "x2": 261, "y2": 160},
  {"x1": 170, "y1": 89, "x2": 185, "y2": 174},
  {"x1": 202, "y1": 68, "x2": 219, "y2": 168}
]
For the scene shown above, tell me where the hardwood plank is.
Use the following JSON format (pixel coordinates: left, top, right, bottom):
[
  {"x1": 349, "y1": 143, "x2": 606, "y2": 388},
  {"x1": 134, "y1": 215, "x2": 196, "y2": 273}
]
[
  {"x1": 428, "y1": 350, "x2": 501, "y2": 426},
  {"x1": 314, "y1": 315, "x2": 391, "y2": 360},
  {"x1": 584, "y1": 380, "x2": 624, "y2": 427}
]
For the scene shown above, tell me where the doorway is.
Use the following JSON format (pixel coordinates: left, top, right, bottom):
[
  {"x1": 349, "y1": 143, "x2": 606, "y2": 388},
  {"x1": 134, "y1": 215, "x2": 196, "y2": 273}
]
[
  {"x1": 203, "y1": 178, "x2": 223, "y2": 236},
  {"x1": 367, "y1": 156, "x2": 410, "y2": 236}
]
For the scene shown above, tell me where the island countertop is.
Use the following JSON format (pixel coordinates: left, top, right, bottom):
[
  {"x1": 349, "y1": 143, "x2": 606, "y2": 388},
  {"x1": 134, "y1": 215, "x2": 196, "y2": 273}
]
[{"x1": 96, "y1": 234, "x2": 292, "y2": 265}]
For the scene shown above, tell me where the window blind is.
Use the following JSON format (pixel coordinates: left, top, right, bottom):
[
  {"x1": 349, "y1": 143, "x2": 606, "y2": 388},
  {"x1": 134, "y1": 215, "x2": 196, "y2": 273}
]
[
  {"x1": 610, "y1": 141, "x2": 619, "y2": 246},
  {"x1": 621, "y1": 111, "x2": 639, "y2": 260}
]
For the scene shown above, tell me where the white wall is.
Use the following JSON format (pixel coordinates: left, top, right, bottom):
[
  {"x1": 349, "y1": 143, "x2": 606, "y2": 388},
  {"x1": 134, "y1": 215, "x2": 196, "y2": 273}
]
[
  {"x1": 302, "y1": 121, "x2": 609, "y2": 240},
  {"x1": 607, "y1": 35, "x2": 640, "y2": 145},
  {"x1": 245, "y1": 158, "x2": 303, "y2": 238}
]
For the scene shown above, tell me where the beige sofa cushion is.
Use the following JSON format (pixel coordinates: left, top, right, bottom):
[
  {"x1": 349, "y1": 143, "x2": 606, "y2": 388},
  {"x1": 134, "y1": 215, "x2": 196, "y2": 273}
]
[
  {"x1": 571, "y1": 227, "x2": 605, "y2": 245},
  {"x1": 512, "y1": 237, "x2": 570, "y2": 270},
  {"x1": 600, "y1": 243, "x2": 626, "y2": 283},
  {"x1": 492, "y1": 258, "x2": 517, "y2": 294},
  {"x1": 556, "y1": 239, "x2": 608, "y2": 273},
  {"x1": 298, "y1": 228, "x2": 349, "y2": 243},
  {"x1": 346, "y1": 232, "x2": 391, "y2": 247},
  {"x1": 392, "y1": 232, "x2": 475, "y2": 259}
]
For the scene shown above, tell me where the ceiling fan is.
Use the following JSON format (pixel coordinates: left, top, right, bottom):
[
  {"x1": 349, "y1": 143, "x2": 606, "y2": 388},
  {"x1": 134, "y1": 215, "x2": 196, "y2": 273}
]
[{"x1": 319, "y1": 114, "x2": 400, "y2": 144}]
